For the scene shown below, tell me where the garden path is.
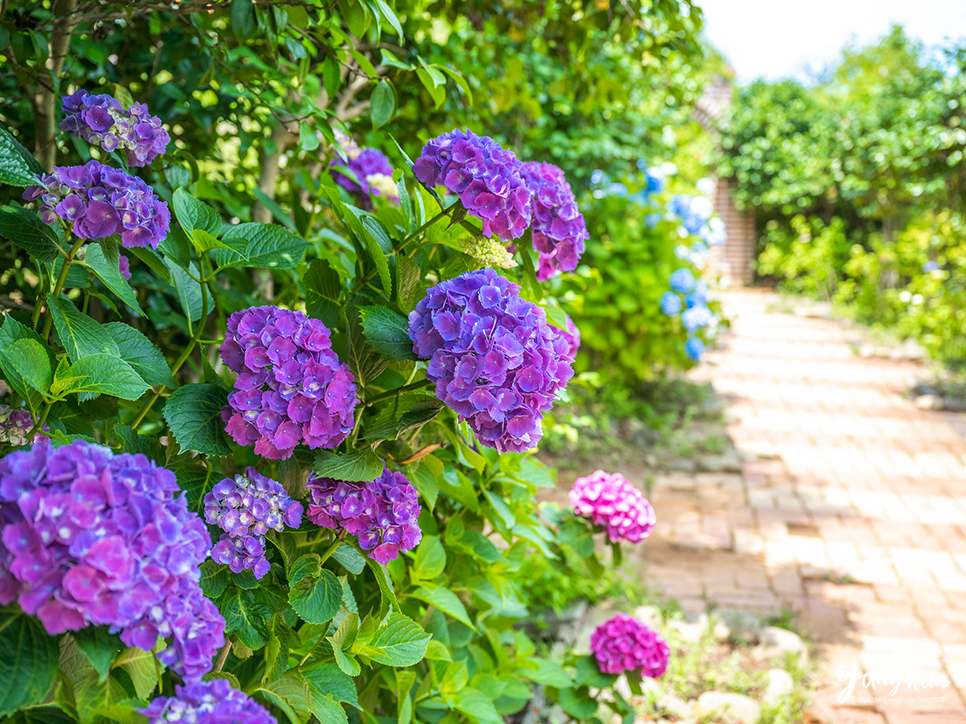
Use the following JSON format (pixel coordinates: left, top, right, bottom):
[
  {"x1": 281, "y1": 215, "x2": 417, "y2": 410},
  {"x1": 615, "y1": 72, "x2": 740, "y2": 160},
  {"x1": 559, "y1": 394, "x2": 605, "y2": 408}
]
[{"x1": 640, "y1": 289, "x2": 966, "y2": 724}]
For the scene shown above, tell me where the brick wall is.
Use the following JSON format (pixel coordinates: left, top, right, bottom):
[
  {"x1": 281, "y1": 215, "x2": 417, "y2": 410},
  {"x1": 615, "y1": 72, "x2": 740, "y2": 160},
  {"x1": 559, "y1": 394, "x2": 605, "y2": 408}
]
[{"x1": 711, "y1": 177, "x2": 756, "y2": 286}]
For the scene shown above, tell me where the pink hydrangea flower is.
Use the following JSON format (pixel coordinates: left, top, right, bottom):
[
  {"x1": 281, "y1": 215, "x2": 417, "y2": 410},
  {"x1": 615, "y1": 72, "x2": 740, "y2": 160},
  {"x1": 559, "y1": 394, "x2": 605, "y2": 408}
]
[
  {"x1": 591, "y1": 613, "x2": 670, "y2": 677},
  {"x1": 569, "y1": 470, "x2": 655, "y2": 543}
]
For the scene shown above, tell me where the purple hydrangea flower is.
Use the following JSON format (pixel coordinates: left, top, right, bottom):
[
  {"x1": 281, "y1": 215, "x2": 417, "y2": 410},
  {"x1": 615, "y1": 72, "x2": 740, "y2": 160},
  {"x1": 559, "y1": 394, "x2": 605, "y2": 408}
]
[
  {"x1": 24, "y1": 160, "x2": 170, "y2": 248},
  {"x1": 660, "y1": 291, "x2": 682, "y2": 316},
  {"x1": 685, "y1": 337, "x2": 705, "y2": 361},
  {"x1": 0, "y1": 406, "x2": 47, "y2": 447},
  {"x1": 140, "y1": 679, "x2": 274, "y2": 724},
  {"x1": 60, "y1": 90, "x2": 170, "y2": 167},
  {"x1": 0, "y1": 441, "x2": 223, "y2": 678},
  {"x1": 558, "y1": 314, "x2": 581, "y2": 360},
  {"x1": 306, "y1": 467, "x2": 421, "y2": 564},
  {"x1": 590, "y1": 613, "x2": 670, "y2": 678},
  {"x1": 669, "y1": 268, "x2": 695, "y2": 294},
  {"x1": 412, "y1": 130, "x2": 532, "y2": 241},
  {"x1": 205, "y1": 467, "x2": 303, "y2": 579},
  {"x1": 330, "y1": 130, "x2": 399, "y2": 210},
  {"x1": 408, "y1": 269, "x2": 575, "y2": 453},
  {"x1": 119, "y1": 255, "x2": 131, "y2": 280},
  {"x1": 569, "y1": 470, "x2": 655, "y2": 544},
  {"x1": 220, "y1": 305, "x2": 357, "y2": 460},
  {"x1": 681, "y1": 304, "x2": 713, "y2": 333},
  {"x1": 923, "y1": 261, "x2": 940, "y2": 273},
  {"x1": 520, "y1": 162, "x2": 588, "y2": 281}
]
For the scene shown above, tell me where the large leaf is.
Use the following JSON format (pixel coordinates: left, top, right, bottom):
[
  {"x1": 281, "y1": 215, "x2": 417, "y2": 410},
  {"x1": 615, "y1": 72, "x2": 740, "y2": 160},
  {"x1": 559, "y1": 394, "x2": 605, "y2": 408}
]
[
  {"x1": 47, "y1": 294, "x2": 119, "y2": 363},
  {"x1": 287, "y1": 555, "x2": 342, "y2": 625},
  {"x1": 0, "y1": 204, "x2": 60, "y2": 262},
  {"x1": 411, "y1": 535, "x2": 446, "y2": 580},
  {"x1": 172, "y1": 187, "x2": 221, "y2": 238},
  {"x1": 63, "y1": 354, "x2": 150, "y2": 401},
  {"x1": 0, "y1": 315, "x2": 51, "y2": 411},
  {"x1": 302, "y1": 662, "x2": 359, "y2": 710},
  {"x1": 370, "y1": 80, "x2": 395, "y2": 129},
  {"x1": 0, "y1": 124, "x2": 43, "y2": 186},
  {"x1": 72, "y1": 627, "x2": 120, "y2": 684},
  {"x1": 359, "y1": 305, "x2": 418, "y2": 361},
  {"x1": 114, "y1": 646, "x2": 161, "y2": 700},
  {"x1": 354, "y1": 613, "x2": 430, "y2": 667},
  {"x1": 314, "y1": 448, "x2": 383, "y2": 483},
  {"x1": 307, "y1": 691, "x2": 349, "y2": 724},
  {"x1": 303, "y1": 258, "x2": 341, "y2": 328},
  {"x1": 162, "y1": 383, "x2": 232, "y2": 456},
  {"x1": 395, "y1": 255, "x2": 422, "y2": 312},
  {"x1": 214, "y1": 223, "x2": 308, "y2": 270},
  {"x1": 79, "y1": 244, "x2": 144, "y2": 315},
  {"x1": 411, "y1": 585, "x2": 474, "y2": 629},
  {"x1": 0, "y1": 338, "x2": 51, "y2": 396},
  {"x1": 2, "y1": 706, "x2": 77, "y2": 724},
  {"x1": 163, "y1": 258, "x2": 210, "y2": 323},
  {"x1": 0, "y1": 613, "x2": 59, "y2": 718},
  {"x1": 223, "y1": 588, "x2": 272, "y2": 650},
  {"x1": 104, "y1": 323, "x2": 177, "y2": 387},
  {"x1": 520, "y1": 657, "x2": 572, "y2": 688},
  {"x1": 250, "y1": 676, "x2": 311, "y2": 724},
  {"x1": 455, "y1": 687, "x2": 504, "y2": 724}
]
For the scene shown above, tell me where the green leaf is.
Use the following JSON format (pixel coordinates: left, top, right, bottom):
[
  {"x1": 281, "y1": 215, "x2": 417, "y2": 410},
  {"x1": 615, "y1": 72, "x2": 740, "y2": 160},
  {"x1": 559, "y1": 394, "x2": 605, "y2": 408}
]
[
  {"x1": 354, "y1": 612, "x2": 430, "y2": 667},
  {"x1": 395, "y1": 255, "x2": 422, "y2": 313},
  {"x1": 558, "y1": 687, "x2": 599, "y2": 718},
  {"x1": 358, "y1": 305, "x2": 418, "y2": 361},
  {"x1": 288, "y1": 566, "x2": 342, "y2": 625},
  {"x1": 370, "y1": 80, "x2": 395, "y2": 129},
  {"x1": 1, "y1": 706, "x2": 77, "y2": 723},
  {"x1": 303, "y1": 258, "x2": 341, "y2": 328},
  {"x1": 0, "y1": 338, "x2": 51, "y2": 396},
  {"x1": 520, "y1": 657, "x2": 571, "y2": 688},
  {"x1": 114, "y1": 646, "x2": 161, "y2": 700},
  {"x1": 200, "y1": 560, "x2": 229, "y2": 598},
  {"x1": 330, "y1": 543, "x2": 366, "y2": 575},
  {"x1": 314, "y1": 448, "x2": 383, "y2": 483},
  {"x1": 72, "y1": 627, "x2": 120, "y2": 684},
  {"x1": 575, "y1": 654, "x2": 617, "y2": 688},
  {"x1": 47, "y1": 294, "x2": 119, "y2": 363},
  {"x1": 307, "y1": 690, "x2": 348, "y2": 724},
  {"x1": 411, "y1": 585, "x2": 474, "y2": 629},
  {"x1": 0, "y1": 315, "x2": 50, "y2": 411},
  {"x1": 483, "y1": 490, "x2": 516, "y2": 528},
  {"x1": 0, "y1": 204, "x2": 61, "y2": 262},
  {"x1": 454, "y1": 687, "x2": 504, "y2": 724},
  {"x1": 63, "y1": 354, "x2": 150, "y2": 401},
  {"x1": 425, "y1": 639, "x2": 452, "y2": 661},
  {"x1": 223, "y1": 588, "x2": 271, "y2": 650},
  {"x1": 163, "y1": 258, "x2": 210, "y2": 323},
  {"x1": 0, "y1": 613, "x2": 58, "y2": 718},
  {"x1": 0, "y1": 126, "x2": 43, "y2": 187},
  {"x1": 230, "y1": 0, "x2": 256, "y2": 40},
  {"x1": 544, "y1": 304, "x2": 570, "y2": 331},
  {"x1": 302, "y1": 662, "x2": 359, "y2": 709},
  {"x1": 215, "y1": 223, "x2": 307, "y2": 269},
  {"x1": 162, "y1": 383, "x2": 232, "y2": 456},
  {"x1": 299, "y1": 123, "x2": 320, "y2": 152},
  {"x1": 412, "y1": 535, "x2": 446, "y2": 580},
  {"x1": 104, "y1": 323, "x2": 176, "y2": 387},
  {"x1": 417, "y1": 68, "x2": 447, "y2": 109},
  {"x1": 250, "y1": 675, "x2": 311, "y2": 724},
  {"x1": 79, "y1": 244, "x2": 144, "y2": 314},
  {"x1": 172, "y1": 188, "x2": 221, "y2": 237},
  {"x1": 251, "y1": 188, "x2": 299, "y2": 231}
]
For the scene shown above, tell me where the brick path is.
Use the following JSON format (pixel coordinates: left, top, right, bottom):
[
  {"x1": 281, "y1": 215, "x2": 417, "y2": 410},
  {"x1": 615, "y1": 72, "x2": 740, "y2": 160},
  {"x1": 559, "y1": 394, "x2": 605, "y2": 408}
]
[{"x1": 639, "y1": 290, "x2": 966, "y2": 724}]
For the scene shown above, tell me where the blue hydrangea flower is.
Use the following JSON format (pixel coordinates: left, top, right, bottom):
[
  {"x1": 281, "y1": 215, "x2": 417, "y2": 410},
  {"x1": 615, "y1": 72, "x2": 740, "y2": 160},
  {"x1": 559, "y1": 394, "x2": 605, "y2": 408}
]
[
  {"x1": 685, "y1": 337, "x2": 705, "y2": 361},
  {"x1": 660, "y1": 292, "x2": 682, "y2": 316},
  {"x1": 669, "y1": 268, "x2": 695, "y2": 293},
  {"x1": 922, "y1": 261, "x2": 940, "y2": 273},
  {"x1": 646, "y1": 167, "x2": 666, "y2": 195},
  {"x1": 408, "y1": 269, "x2": 575, "y2": 452},
  {"x1": 682, "y1": 304, "x2": 713, "y2": 333}
]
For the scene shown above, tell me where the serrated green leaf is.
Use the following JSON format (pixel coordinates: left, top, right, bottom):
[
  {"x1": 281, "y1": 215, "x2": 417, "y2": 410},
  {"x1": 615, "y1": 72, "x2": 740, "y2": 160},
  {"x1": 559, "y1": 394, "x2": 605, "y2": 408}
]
[
  {"x1": 307, "y1": 690, "x2": 348, "y2": 724},
  {"x1": 557, "y1": 686, "x2": 599, "y2": 718},
  {"x1": 214, "y1": 223, "x2": 307, "y2": 269},
  {"x1": 162, "y1": 383, "x2": 232, "y2": 456},
  {"x1": 172, "y1": 188, "x2": 221, "y2": 237},
  {"x1": 395, "y1": 255, "x2": 422, "y2": 312},
  {"x1": 358, "y1": 305, "x2": 418, "y2": 360},
  {"x1": 199, "y1": 560, "x2": 229, "y2": 598},
  {"x1": 72, "y1": 627, "x2": 120, "y2": 685},
  {"x1": 302, "y1": 662, "x2": 359, "y2": 709},
  {"x1": 411, "y1": 585, "x2": 474, "y2": 629},
  {"x1": 249, "y1": 675, "x2": 310, "y2": 724},
  {"x1": 64, "y1": 354, "x2": 150, "y2": 401},
  {"x1": 223, "y1": 588, "x2": 271, "y2": 650},
  {"x1": 288, "y1": 567, "x2": 341, "y2": 624},
  {"x1": 314, "y1": 448, "x2": 383, "y2": 482},
  {"x1": 455, "y1": 687, "x2": 504, "y2": 724},
  {"x1": 0, "y1": 123, "x2": 43, "y2": 186},
  {"x1": 0, "y1": 613, "x2": 58, "y2": 718},
  {"x1": 0, "y1": 204, "x2": 61, "y2": 262},
  {"x1": 303, "y1": 258, "x2": 341, "y2": 328},
  {"x1": 47, "y1": 294, "x2": 119, "y2": 363},
  {"x1": 163, "y1": 258, "x2": 211, "y2": 323},
  {"x1": 520, "y1": 657, "x2": 571, "y2": 688},
  {"x1": 114, "y1": 646, "x2": 161, "y2": 700},
  {"x1": 331, "y1": 542, "x2": 366, "y2": 574},
  {"x1": 354, "y1": 612, "x2": 430, "y2": 667},
  {"x1": 79, "y1": 244, "x2": 144, "y2": 315},
  {"x1": 104, "y1": 322, "x2": 176, "y2": 387},
  {"x1": 1, "y1": 338, "x2": 51, "y2": 395}
]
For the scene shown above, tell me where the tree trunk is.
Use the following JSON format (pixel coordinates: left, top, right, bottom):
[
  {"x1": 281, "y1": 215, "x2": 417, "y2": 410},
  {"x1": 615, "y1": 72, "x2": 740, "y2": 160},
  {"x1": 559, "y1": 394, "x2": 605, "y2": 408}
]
[{"x1": 31, "y1": 0, "x2": 78, "y2": 170}]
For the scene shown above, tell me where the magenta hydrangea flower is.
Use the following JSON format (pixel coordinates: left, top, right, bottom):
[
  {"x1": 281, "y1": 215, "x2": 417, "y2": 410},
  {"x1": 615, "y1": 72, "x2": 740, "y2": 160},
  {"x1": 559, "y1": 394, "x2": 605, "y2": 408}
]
[
  {"x1": 60, "y1": 89, "x2": 170, "y2": 166},
  {"x1": 140, "y1": 679, "x2": 274, "y2": 724},
  {"x1": 205, "y1": 467, "x2": 303, "y2": 579},
  {"x1": 591, "y1": 613, "x2": 670, "y2": 678},
  {"x1": 558, "y1": 314, "x2": 581, "y2": 360},
  {"x1": 0, "y1": 441, "x2": 224, "y2": 678},
  {"x1": 569, "y1": 470, "x2": 655, "y2": 544},
  {"x1": 0, "y1": 406, "x2": 47, "y2": 447},
  {"x1": 408, "y1": 269, "x2": 574, "y2": 452},
  {"x1": 220, "y1": 305, "x2": 358, "y2": 460},
  {"x1": 23, "y1": 160, "x2": 170, "y2": 248},
  {"x1": 330, "y1": 129, "x2": 399, "y2": 210},
  {"x1": 306, "y1": 467, "x2": 421, "y2": 564},
  {"x1": 119, "y1": 255, "x2": 131, "y2": 280},
  {"x1": 412, "y1": 130, "x2": 532, "y2": 241},
  {"x1": 520, "y1": 162, "x2": 588, "y2": 280}
]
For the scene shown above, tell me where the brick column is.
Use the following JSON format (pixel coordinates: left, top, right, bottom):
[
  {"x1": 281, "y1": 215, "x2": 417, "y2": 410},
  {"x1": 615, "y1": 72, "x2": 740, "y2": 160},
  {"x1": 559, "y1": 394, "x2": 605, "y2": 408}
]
[{"x1": 711, "y1": 177, "x2": 755, "y2": 286}]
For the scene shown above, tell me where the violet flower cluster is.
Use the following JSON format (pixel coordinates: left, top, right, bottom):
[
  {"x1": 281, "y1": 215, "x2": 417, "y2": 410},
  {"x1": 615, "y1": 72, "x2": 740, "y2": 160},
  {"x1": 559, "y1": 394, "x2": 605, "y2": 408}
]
[
  {"x1": 0, "y1": 441, "x2": 224, "y2": 679},
  {"x1": 205, "y1": 467, "x2": 303, "y2": 579},
  {"x1": 60, "y1": 89, "x2": 170, "y2": 167},
  {"x1": 24, "y1": 160, "x2": 171, "y2": 248},
  {"x1": 413, "y1": 130, "x2": 532, "y2": 241},
  {"x1": 140, "y1": 679, "x2": 274, "y2": 724},
  {"x1": 306, "y1": 467, "x2": 421, "y2": 564},
  {"x1": 220, "y1": 305, "x2": 358, "y2": 460},
  {"x1": 0, "y1": 406, "x2": 46, "y2": 447},
  {"x1": 408, "y1": 269, "x2": 575, "y2": 452},
  {"x1": 569, "y1": 470, "x2": 655, "y2": 544},
  {"x1": 521, "y1": 162, "x2": 588, "y2": 281},
  {"x1": 558, "y1": 314, "x2": 581, "y2": 360},
  {"x1": 330, "y1": 129, "x2": 399, "y2": 210},
  {"x1": 590, "y1": 613, "x2": 670, "y2": 678}
]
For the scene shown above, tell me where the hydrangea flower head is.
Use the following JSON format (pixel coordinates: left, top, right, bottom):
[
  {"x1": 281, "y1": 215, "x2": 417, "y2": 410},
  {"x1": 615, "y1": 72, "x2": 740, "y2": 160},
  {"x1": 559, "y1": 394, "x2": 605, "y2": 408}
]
[
  {"x1": 307, "y1": 468, "x2": 421, "y2": 564},
  {"x1": 923, "y1": 261, "x2": 940, "y2": 273},
  {"x1": 460, "y1": 236, "x2": 517, "y2": 268},
  {"x1": 669, "y1": 268, "x2": 695, "y2": 294},
  {"x1": 0, "y1": 441, "x2": 223, "y2": 678},
  {"x1": 685, "y1": 337, "x2": 706, "y2": 361},
  {"x1": 701, "y1": 217, "x2": 727, "y2": 246},
  {"x1": 520, "y1": 162, "x2": 588, "y2": 280},
  {"x1": 646, "y1": 167, "x2": 666, "y2": 195},
  {"x1": 591, "y1": 613, "x2": 670, "y2": 678},
  {"x1": 60, "y1": 90, "x2": 170, "y2": 166},
  {"x1": 330, "y1": 130, "x2": 399, "y2": 210},
  {"x1": 220, "y1": 305, "x2": 358, "y2": 460},
  {"x1": 140, "y1": 679, "x2": 274, "y2": 724},
  {"x1": 558, "y1": 314, "x2": 581, "y2": 359},
  {"x1": 408, "y1": 269, "x2": 575, "y2": 452},
  {"x1": 569, "y1": 470, "x2": 655, "y2": 544},
  {"x1": 0, "y1": 406, "x2": 47, "y2": 447},
  {"x1": 659, "y1": 291, "x2": 682, "y2": 316},
  {"x1": 413, "y1": 130, "x2": 532, "y2": 241},
  {"x1": 681, "y1": 304, "x2": 713, "y2": 333},
  {"x1": 205, "y1": 467, "x2": 303, "y2": 579},
  {"x1": 24, "y1": 160, "x2": 170, "y2": 248}
]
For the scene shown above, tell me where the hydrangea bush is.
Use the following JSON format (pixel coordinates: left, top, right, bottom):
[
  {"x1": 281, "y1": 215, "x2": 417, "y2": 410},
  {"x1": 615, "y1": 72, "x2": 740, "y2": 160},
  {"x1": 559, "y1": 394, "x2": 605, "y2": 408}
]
[{"x1": 0, "y1": 74, "x2": 675, "y2": 724}]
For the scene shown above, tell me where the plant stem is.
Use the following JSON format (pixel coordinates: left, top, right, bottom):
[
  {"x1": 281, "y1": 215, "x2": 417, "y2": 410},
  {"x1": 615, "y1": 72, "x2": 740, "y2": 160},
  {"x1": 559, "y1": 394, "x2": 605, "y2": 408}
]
[
  {"x1": 212, "y1": 641, "x2": 232, "y2": 673},
  {"x1": 317, "y1": 532, "x2": 345, "y2": 566},
  {"x1": 26, "y1": 403, "x2": 52, "y2": 443},
  {"x1": 40, "y1": 236, "x2": 85, "y2": 340}
]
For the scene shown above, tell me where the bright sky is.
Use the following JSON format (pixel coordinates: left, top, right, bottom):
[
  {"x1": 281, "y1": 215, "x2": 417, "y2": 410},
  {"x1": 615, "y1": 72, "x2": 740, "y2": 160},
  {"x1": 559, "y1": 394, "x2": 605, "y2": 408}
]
[{"x1": 697, "y1": 0, "x2": 966, "y2": 81}]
